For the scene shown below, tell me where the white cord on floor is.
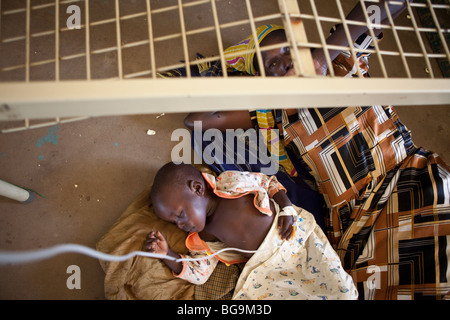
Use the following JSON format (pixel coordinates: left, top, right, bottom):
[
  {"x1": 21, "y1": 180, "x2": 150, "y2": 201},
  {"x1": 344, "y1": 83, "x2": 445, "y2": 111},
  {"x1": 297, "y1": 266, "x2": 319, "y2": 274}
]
[{"x1": 0, "y1": 243, "x2": 258, "y2": 265}]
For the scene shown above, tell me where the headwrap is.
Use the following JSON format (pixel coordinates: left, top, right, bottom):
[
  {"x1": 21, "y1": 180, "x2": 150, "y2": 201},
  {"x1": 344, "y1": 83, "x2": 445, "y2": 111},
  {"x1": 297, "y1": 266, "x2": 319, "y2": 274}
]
[{"x1": 224, "y1": 24, "x2": 284, "y2": 75}]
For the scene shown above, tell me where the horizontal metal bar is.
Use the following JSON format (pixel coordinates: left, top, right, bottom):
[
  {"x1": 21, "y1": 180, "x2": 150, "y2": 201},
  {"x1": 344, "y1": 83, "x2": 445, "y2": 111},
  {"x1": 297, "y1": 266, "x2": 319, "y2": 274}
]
[
  {"x1": 0, "y1": 78, "x2": 448, "y2": 120},
  {"x1": 294, "y1": 12, "x2": 450, "y2": 34},
  {"x1": 4, "y1": 8, "x2": 449, "y2": 46},
  {"x1": 3, "y1": 0, "x2": 448, "y2": 16},
  {"x1": 1, "y1": 116, "x2": 89, "y2": 133}
]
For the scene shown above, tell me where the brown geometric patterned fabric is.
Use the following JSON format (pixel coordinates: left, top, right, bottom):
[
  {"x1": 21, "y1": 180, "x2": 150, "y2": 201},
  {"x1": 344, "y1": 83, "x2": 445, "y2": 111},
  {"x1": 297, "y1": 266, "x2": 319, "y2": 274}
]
[
  {"x1": 276, "y1": 107, "x2": 450, "y2": 300},
  {"x1": 278, "y1": 106, "x2": 415, "y2": 208},
  {"x1": 339, "y1": 148, "x2": 450, "y2": 299}
]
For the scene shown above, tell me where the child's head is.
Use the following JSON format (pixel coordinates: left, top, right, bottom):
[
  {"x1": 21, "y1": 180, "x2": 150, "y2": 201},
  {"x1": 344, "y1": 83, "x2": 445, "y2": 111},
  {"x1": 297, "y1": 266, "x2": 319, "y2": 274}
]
[{"x1": 150, "y1": 162, "x2": 209, "y2": 233}]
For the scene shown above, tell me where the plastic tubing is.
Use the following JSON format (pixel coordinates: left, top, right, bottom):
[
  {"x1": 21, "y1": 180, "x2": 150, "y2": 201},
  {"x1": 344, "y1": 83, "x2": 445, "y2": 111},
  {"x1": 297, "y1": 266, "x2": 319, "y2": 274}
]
[{"x1": 0, "y1": 243, "x2": 259, "y2": 265}]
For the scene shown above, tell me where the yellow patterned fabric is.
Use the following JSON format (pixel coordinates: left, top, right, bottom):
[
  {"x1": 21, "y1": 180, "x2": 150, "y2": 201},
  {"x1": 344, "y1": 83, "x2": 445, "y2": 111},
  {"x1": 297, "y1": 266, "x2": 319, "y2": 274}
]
[
  {"x1": 253, "y1": 109, "x2": 297, "y2": 177},
  {"x1": 224, "y1": 24, "x2": 283, "y2": 75}
]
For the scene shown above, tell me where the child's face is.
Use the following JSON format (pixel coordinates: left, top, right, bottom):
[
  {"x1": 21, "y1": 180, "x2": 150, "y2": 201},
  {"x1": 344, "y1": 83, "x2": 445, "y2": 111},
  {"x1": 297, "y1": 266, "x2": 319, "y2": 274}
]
[
  {"x1": 153, "y1": 185, "x2": 207, "y2": 233},
  {"x1": 261, "y1": 31, "x2": 294, "y2": 77}
]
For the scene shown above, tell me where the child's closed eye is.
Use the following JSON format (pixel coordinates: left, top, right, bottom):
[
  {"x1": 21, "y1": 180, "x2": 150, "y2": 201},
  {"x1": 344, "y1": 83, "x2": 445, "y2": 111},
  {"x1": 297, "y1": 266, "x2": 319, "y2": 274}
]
[{"x1": 176, "y1": 211, "x2": 185, "y2": 221}]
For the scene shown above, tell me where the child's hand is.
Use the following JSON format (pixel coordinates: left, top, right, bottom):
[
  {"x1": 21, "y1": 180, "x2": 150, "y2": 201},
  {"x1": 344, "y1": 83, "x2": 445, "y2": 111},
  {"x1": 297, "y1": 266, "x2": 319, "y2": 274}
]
[
  {"x1": 278, "y1": 215, "x2": 294, "y2": 240},
  {"x1": 143, "y1": 231, "x2": 169, "y2": 256}
]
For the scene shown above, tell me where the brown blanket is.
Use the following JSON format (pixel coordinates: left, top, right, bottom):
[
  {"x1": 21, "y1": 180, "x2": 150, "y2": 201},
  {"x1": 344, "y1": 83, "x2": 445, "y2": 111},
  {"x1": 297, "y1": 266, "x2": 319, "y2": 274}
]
[{"x1": 96, "y1": 185, "x2": 195, "y2": 300}]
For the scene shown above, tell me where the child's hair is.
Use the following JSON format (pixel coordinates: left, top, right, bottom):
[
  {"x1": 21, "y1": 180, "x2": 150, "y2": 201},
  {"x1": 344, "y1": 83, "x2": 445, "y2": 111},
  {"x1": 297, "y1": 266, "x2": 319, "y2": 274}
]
[{"x1": 150, "y1": 162, "x2": 202, "y2": 204}]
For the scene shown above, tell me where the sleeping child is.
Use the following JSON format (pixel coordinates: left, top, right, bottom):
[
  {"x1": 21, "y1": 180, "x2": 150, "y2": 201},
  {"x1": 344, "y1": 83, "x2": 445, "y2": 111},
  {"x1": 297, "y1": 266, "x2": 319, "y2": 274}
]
[{"x1": 145, "y1": 161, "x2": 358, "y2": 300}]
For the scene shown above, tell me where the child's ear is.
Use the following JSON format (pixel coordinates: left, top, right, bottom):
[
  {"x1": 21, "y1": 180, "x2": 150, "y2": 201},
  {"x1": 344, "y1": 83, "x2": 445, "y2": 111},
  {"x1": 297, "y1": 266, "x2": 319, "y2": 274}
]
[{"x1": 188, "y1": 179, "x2": 204, "y2": 196}]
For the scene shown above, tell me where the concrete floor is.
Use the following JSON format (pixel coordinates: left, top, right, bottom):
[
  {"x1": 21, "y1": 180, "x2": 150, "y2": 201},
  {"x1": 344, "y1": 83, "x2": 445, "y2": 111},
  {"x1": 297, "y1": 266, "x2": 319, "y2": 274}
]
[{"x1": 0, "y1": 0, "x2": 448, "y2": 299}]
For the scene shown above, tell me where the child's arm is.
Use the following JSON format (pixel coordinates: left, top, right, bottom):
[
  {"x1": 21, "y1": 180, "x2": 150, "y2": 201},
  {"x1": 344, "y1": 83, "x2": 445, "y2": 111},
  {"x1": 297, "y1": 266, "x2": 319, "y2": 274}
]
[
  {"x1": 272, "y1": 190, "x2": 295, "y2": 240},
  {"x1": 267, "y1": 176, "x2": 296, "y2": 240},
  {"x1": 144, "y1": 231, "x2": 219, "y2": 284},
  {"x1": 144, "y1": 231, "x2": 183, "y2": 274}
]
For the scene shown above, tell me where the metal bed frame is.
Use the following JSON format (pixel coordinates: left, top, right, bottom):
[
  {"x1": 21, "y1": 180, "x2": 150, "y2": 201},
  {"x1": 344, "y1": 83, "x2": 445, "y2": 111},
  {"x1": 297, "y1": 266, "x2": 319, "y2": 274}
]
[{"x1": 0, "y1": 0, "x2": 449, "y2": 133}]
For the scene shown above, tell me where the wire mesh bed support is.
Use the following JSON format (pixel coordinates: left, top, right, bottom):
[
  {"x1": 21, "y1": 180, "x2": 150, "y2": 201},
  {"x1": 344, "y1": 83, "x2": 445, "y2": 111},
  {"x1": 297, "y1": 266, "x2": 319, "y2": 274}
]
[{"x1": 0, "y1": 0, "x2": 449, "y2": 132}]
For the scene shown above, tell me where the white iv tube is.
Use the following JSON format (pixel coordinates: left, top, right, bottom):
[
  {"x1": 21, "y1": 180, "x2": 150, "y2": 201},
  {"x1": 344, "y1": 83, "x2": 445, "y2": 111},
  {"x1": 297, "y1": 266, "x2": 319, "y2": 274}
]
[{"x1": 0, "y1": 243, "x2": 258, "y2": 265}]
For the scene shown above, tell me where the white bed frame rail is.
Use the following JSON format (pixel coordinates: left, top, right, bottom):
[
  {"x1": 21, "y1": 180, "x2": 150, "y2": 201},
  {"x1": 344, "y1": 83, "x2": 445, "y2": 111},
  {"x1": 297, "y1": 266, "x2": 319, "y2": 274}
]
[{"x1": 0, "y1": 0, "x2": 449, "y2": 131}]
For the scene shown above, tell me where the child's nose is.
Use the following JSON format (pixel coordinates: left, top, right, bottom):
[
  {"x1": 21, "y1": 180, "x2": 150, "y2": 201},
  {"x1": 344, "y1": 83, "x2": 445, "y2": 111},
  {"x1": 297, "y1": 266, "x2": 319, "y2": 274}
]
[
  {"x1": 176, "y1": 221, "x2": 185, "y2": 229},
  {"x1": 176, "y1": 218, "x2": 188, "y2": 230},
  {"x1": 177, "y1": 222, "x2": 191, "y2": 233}
]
